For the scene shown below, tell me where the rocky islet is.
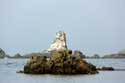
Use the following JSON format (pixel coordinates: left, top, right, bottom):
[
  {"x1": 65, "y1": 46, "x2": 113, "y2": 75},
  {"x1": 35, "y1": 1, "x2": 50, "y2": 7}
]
[
  {"x1": 23, "y1": 31, "x2": 98, "y2": 74},
  {"x1": 24, "y1": 49, "x2": 98, "y2": 74}
]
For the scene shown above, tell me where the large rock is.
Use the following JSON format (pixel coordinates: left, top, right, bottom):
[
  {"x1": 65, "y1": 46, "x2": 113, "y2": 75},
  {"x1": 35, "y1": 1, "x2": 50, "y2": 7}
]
[
  {"x1": 22, "y1": 31, "x2": 98, "y2": 74},
  {"x1": 48, "y1": 31, "x2": 67, "y2": 51},
  {"x1": 24, "y1": 49, "x2": 98, "y2": 74},
  {"x1": 0, "y1": 48, "x2": 6, "y2": 58}
]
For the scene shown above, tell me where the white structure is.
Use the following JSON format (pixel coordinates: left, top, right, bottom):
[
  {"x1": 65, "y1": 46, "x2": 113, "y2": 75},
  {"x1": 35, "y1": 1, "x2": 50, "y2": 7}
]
[{"x1": 47, "y1": 31, "x2": 67, "y2": 51}]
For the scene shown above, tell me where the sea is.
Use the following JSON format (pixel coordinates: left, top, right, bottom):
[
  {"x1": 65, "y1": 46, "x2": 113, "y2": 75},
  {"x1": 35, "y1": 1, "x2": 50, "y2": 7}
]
[{"x1": 0, "y1": 58, "x2": 125, "y2": 83}]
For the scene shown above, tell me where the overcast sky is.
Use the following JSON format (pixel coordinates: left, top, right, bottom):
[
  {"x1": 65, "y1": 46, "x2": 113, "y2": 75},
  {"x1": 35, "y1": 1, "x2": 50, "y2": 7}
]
[{"x1": 0, "y1": 0, "x2": 125, "y2": 56}]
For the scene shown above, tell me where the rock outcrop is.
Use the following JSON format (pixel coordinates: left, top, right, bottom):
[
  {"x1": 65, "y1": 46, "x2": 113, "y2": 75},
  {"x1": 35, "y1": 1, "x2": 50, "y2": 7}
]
[
  {"x1": 0, "y1": 48, "x2": 6, "y2": 58},
  {"x1": 48, "y1": 31, "x2": 67, "y2": 51},
  {"x1": 21, "y1": 31, "x2": 98, "y2": 74},
  {"x1": 24, "y1": 49, "x2": 98, "y2": 74}
]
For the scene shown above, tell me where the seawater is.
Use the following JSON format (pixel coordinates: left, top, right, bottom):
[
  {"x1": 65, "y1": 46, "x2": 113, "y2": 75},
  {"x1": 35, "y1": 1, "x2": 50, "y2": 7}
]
[{"x1": 0, "y1": 58, "x2": 125, "y2": 83}]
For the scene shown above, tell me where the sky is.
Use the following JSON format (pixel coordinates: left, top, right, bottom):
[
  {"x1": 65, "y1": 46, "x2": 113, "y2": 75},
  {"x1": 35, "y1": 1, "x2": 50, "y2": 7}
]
[{"x1": 0, "y1": 0, "x2": 125, "y2": 56}]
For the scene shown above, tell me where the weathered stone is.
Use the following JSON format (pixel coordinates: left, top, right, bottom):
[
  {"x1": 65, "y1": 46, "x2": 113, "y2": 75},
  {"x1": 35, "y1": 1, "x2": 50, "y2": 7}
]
[
  {"x1": 21, "y1": 31, "x2": 98, "y2": 75},
  {"x1": 23, "y1": 49, "x2": 98, "y2": 74}
]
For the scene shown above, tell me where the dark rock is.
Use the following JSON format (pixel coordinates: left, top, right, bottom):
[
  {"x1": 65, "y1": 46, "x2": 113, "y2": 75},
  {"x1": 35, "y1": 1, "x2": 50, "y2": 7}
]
[
  {"x1": 97, "y1": 66, "x2": 114, "y2": 71},
  {"x1": 23, "y1": 49, "x2": 98, "y2": 74},
  {"x1": 85, "y1": 54, "x2": 100, "y2": 59},
  {"x1": 0, "y1": 48, "x2": 6, "y2": 58},
  {"x1": 91, "y1": 54, "x2": 100, "y2": 58},
  {"x1": 13, "y1": 53, "x2": 22, "y2": 58},
  {"x1": 74, "y1": 50, "x2": 86, "y2": 58},
  {"x1": 16, "y1": 70, "x2": 24, "y2": 73}
]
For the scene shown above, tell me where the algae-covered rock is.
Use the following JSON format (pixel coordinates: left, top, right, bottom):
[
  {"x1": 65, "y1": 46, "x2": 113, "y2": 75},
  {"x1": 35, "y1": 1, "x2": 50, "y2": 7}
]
[{"x1": 23, "y1": 49, "x2": 98, "y2": 74}]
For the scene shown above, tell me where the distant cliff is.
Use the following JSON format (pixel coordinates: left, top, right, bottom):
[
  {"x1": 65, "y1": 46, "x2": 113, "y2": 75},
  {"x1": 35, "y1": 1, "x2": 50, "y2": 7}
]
[
  {"x1": 103, "y1": 54, "x2": 125, "y2": 58},
  {"x1": 103, "y1": 50, "x2": 125, "y2": 58}
]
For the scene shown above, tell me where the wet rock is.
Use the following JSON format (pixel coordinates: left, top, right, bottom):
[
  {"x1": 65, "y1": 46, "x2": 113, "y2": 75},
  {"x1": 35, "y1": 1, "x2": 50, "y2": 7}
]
[
  {"x1": 16, "y1": 70, "x2": 24, "y2": 73},
  {"x1": 23, "y1": 49, "x2": 98, "y2": 74},
  {"x1": 97, "y1": 66, "x2": 114, "y2": 71}
]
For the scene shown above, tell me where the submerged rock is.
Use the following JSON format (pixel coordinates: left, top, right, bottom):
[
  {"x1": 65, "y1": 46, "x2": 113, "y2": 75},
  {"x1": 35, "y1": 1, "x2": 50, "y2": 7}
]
[
  {"x1": 23, "y1": 49, "x2": 98, "y2": 74},
  {"x1": 16, "y1": 70, "x2": 24, "y2": 73},
  {"x1": 97, "y1": 66, "x2": 114, "y2": 71}
]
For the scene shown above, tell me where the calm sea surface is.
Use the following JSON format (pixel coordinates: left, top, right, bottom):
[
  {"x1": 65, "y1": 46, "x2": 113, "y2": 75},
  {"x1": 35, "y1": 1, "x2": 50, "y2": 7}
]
[{"x1": 0, "y1": 58, "x2": 125, "y2": 83}]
